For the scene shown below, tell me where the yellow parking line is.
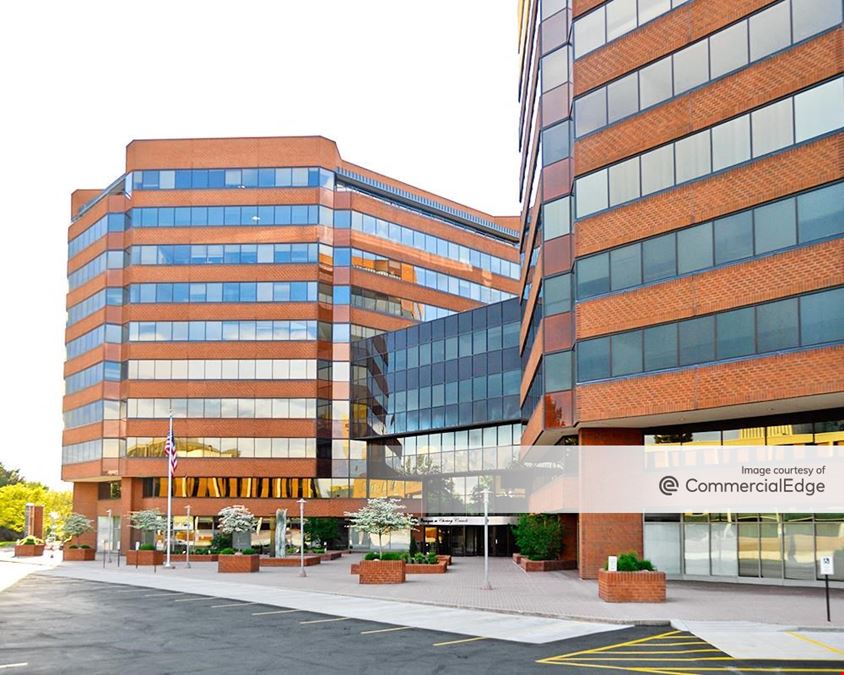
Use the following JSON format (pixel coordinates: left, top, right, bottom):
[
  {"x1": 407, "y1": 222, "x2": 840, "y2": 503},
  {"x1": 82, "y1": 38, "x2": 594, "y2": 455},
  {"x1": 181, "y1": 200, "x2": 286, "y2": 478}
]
[
  {"x1": 361, "y1": 626, "x2": 412, "y2": 635},
  {"x1": 433, "y1": 636, "x2": 487, "y2": 647},
  {"x1": 537, "y1": 630, "x2": 682, "y2": 663},
  {"x1": 786, "y1": 631, "x2": 844, "y2": 656},
  {"x1": 604, "y1": 649, "x2": 721, "y2": 655},
  {"x1": 252, "y1": 609, "x2": 302, "y2": 616},
  {"x1": 300, "y1": 617, "x2": 350, "y2": 624}
]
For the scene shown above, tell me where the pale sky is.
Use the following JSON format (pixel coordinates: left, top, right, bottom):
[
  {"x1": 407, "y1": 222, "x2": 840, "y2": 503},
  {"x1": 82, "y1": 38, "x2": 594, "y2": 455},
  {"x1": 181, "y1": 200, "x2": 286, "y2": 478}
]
[{"x1": 0, "y1": 1, "x2": 521, "y2": 489}]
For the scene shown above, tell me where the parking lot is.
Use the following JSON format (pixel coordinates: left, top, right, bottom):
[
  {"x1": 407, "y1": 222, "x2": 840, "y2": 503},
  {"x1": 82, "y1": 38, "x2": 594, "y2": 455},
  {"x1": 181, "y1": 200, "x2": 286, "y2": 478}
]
[{"x1": 1, "y1": 574, "x2": 842, "y2": 673}]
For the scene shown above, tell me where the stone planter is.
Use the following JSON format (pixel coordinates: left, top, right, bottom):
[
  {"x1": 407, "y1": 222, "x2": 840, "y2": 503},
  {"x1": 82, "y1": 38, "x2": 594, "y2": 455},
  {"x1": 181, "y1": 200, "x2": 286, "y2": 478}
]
[
  {"x1": 598, "y1": 570, "x2": 666, "y2": 603},
  {"x1": 406, "y1": 561, "x2": 447, "y2": 574},
  {"x1": 260, "y1": 555, "x2": 321, "y2": 567},
  {"x1": 518, "y1": 558, "x2": 570, "y2": 572},
  {"x1": 63, "y1": 547, "x2": 96, "y2": 561},
  {"x1": 14, "y1": 544, "x2": 45, "y2": 557},
  {"x1": 127, "y1": 549, "x2": 165, "y2": 566},
  {"x1": 218, "y1": 553, "x2": 260, "y2": 573},
  {"x1": 357, "y1": 559, "x2": 406, "y2": 584}
]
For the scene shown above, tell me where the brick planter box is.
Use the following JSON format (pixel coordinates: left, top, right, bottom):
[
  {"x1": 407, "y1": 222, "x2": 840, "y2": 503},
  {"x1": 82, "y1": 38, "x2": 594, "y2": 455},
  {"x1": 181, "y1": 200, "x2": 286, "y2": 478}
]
[
  {"x1": 218, "y1": 554, "x2": 260, "y2": 573},
  {"x1": 406, "y1": 561, "x2": 447, "y2": 574},
  {"x1": 357, "y1": 559, "x2": 406, "y2": 584},
  {"x1": 598, "y1": 570, "x2": 666, "y2": 603},
  {"x1": 512, "y1": 553, "x2": 522, "y2": 564},
  {"x1": 436, "y1": 555, "x2": 452, "y2": 566},
  {"x1": 14, "y1": 544, "x2": 45, "y2": 557},
  {"x1": 168, "y1": 553, "x2": 219, "y2": 562},
  {"x1": 126, "y1": 550, "x2": 165, "y2": 566},
  {"x1": 260, "y1": 555, "x2": 321, "y2": 567},
  {"x1": 518, "y1": 558, "x2": 570, "y2": 572},
  {"x1": 63, "y1": 547, "x2": 96, "y2": 561},
  {"x1": 319, "y1": 551, "x2": 343, "y2": 561}
]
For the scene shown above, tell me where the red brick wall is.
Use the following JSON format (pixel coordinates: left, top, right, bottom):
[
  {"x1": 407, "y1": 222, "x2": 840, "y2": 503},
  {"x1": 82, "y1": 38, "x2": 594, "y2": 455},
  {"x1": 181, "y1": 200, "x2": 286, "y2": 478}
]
[
  {"x1": 575, "y1": 135, "x2": 843, "y2": 257},
  {"x1": 578, "y1": 428, "x2": 644, "y2": 579},
  {"x1": 574, "y1": 0, "x2": 778, "y2": 95},
  {"x1": 358, "y1": 559, "x2": 406, "y2": 584},
  {"x1": 598, "y1": 570, "x2": 666, "y2": 602},
  {"x1": 578, "y1": 239, "x2": 844, "y2": 338},
  {"x1": 576, "y1": 28, "x2": 842, "y2": 174},
  {"x1": 577, "y1": 345, "x2": 844, "y2": 423}
]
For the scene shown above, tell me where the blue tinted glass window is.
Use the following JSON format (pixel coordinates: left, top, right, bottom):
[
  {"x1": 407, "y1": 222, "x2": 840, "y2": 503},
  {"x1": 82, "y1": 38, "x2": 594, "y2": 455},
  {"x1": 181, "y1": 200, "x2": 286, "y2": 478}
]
[
  {"x1": 577, "y1": 254, "x2": 610, "y2": 298},
  {"x1": 798, "y1": 182, "x2": 844, "y2": 243},
  {"x1": 208, "y1": 170, "x2": 225, "y2": 188},
  {"x1": 716, "y1": 307, "x2": 755, "y2": 359},
  {"x1": 642, "y1": 233, "x2": 676, "y2": 282},
  {"x1": 610, "y1": 244, "x2": 642, "y2": 290},
  {"x1": 611, "y1": 330, "x2": 642, "y2": 376},
  {"x1": 175, "y1": 170, "x2": 192, "y2": 189},
  {"x1": 714, "y1": 212, "x2": 753, "y2": 264},
  {"x1": 644, "y1": 324, "x2": 677, "y2": 371},
  {"x1": 677, "y1": 222, "x2": 713, "y2": 274},
  {"x1": 679, "y1": 316, "x2": 715, "y2": 365},
  {"x1": 800, "y1": 287, "x2": 844, "y2": 346},
  {"x1": 545, "y1": 351, "x2": 572, "y2": 391},
  {"x1": 192, "y1": 170, "x2": 209, "y2": 188},
  {"x1": 757, "y1": 298, "x2": 799, "y2": 352},
  {"x1": 542, "y1": 121, "x2": 571, "y2": 166},
  {"x1": 754, "y1": 198, "x2": 797, "y2": 254},
  {"x1": 577, "y1": 337, "x2": 610, "y2": 381}
]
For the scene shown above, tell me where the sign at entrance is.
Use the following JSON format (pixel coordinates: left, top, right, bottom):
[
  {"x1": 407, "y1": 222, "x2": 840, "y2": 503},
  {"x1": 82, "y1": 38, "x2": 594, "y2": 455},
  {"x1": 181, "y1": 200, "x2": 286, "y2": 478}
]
[
  {"x1": 607, "y1": 555, "x2": 618, "y2": 572},
  {"x1": 420, "y1": 516, "x2": 517, "y2": 526},
  {"x1": 819, "y1": 555, "x2": 834, "y2": 576}
]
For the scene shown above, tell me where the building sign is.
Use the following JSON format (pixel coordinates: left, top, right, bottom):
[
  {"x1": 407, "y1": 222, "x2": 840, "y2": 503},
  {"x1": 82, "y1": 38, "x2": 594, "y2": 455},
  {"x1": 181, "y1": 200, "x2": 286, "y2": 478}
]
[{"x1": 420, "y1": 516, "x2": 517, "y2": 526}]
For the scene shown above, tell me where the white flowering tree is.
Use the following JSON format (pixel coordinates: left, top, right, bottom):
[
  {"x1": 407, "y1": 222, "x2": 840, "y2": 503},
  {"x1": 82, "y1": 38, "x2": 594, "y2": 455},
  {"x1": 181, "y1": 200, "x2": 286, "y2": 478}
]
[
  {"x1": 63, "y1": 513, "x2": 94, "y2": 546},
  {"x1": 130, "y1": 508, "x2": 166, "y2": 546},
  {"x1": 130, "y1": 508, "x2": 165, "y2": 532},
  {"x1": 217, "y1": 505, "x2": 257, "y2": 534},
  {"x1": 345, "y1": 498, "x2": 418, "y2": 556}
]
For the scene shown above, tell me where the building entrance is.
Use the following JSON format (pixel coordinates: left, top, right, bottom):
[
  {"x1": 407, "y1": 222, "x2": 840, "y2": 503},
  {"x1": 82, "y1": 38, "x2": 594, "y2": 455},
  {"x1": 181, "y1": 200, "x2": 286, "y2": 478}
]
[{"x1": 423, "y1": 523, "x2": 515, "y2": 557}]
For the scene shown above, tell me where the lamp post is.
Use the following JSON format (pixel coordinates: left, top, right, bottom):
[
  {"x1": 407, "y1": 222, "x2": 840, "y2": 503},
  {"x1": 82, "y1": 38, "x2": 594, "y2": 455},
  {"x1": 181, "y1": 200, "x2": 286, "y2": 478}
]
[
  {"x1": 185, "y1": 505, "x2": 192, "y2": 569},
  {"x1": 106, "y1": 508, "x2": 113, "y2": 564},
  {"x1": 481, "y1": 489, "x2": 492, "y2": 590},
  {"x1": 298, "y1": 498, "x2": 307, "y2": 577}
]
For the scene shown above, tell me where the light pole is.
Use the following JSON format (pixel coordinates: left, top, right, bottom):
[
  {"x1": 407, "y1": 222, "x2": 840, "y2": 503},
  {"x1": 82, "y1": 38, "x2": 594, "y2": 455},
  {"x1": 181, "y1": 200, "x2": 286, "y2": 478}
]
[
  {"x1": 185, "y1": 505, "x2": 192, "y2": 569},
  {"x1": 481, "y1": 489, "x2": 492, "y2": 590},
  {"x1": 298, "y1": 498, "x2": 307, "y2": 577},
  {"x1": 106, "y1": 508, "x2": 113, "y2": 564}
]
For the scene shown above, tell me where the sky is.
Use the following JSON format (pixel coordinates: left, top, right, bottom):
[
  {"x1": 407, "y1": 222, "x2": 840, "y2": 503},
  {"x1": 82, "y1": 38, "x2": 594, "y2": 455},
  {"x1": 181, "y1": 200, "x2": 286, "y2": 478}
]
[{"x1": 0, "y1": 1, "x2": 522, "y2": 489}]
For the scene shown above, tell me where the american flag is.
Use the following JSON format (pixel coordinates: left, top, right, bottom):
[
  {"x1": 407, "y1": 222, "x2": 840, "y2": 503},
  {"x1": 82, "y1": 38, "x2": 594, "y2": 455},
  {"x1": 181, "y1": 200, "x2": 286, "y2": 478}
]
[{"x1": 164, "y1": 417, "x2": 178, "y2": 475}]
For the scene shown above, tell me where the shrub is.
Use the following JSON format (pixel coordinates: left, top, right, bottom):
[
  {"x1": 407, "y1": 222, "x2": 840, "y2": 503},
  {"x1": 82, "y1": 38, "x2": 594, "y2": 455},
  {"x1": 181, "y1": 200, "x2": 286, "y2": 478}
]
[
  {"x1": 408, "y1": 537, "x2": 419, "y2": 556},
  {"x1": 17, "y1": 536, "x2": 44, "y2": 545},
  {"x1": 304, "y1": 517, "x2": 341, "y2": 549},
  {"x1": 210, "y1": 533, "x2": 232, "y2": 552},
  {"x1": 426, "y1": 552, "x2": 438, "y2": 564},
  {"x1": 80, "y1": 544, "x2": 91, "y2": 549},
  {"x1": 380, "y1": 552, "x2": 403, "y2": 561},
  {"x1": 138, "y1": 543, "x2": 156, "y2": 551},
  {"x1": 241, "y1": 547, "x2": 256, "y2": 555},
  {"x1": 193, "y1": 548, "x2": 209, "y2": 555},
  {"x1": 513, "y1": 514, "x2": 562, "y2": 561},
  {"x1": 614, "y1": 552, "x2": 655, "y2": 572},
  {"x1": 364, "y1": 552, "x2": 379, "y2": 561},
  {"x1": 219, "y1": 547, "x2": 236, "y2": 555}
]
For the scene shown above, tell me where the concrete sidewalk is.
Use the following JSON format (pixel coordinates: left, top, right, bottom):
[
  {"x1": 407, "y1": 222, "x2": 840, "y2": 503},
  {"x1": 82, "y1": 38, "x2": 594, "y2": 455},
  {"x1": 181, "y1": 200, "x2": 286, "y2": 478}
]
[{"x1": 10, "y1": 549, "x2": 842, "y2": 627}]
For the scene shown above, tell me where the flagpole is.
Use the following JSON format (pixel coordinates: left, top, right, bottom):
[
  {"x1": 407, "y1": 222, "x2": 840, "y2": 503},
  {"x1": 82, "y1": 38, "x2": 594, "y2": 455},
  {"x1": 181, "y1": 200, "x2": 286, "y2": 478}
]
[{"x1": 164, "y1": 412, "x2": 174, "y2": 569}]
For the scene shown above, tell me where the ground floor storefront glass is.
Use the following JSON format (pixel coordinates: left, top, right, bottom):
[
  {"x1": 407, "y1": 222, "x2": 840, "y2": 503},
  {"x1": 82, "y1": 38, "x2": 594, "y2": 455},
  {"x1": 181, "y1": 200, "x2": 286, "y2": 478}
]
[{"x1": 645, "y1": 513, "x2": 844, "y2": 582}]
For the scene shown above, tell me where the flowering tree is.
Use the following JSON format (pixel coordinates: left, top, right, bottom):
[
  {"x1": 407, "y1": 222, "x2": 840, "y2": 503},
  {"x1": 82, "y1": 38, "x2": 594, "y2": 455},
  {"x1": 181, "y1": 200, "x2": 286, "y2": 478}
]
[
  {"x1": 130, "y1": 508, "x2": 165, "y2": 533},
  {"x1": 217, "y1": 505, "x2": 257, "y2": 534},
  {"x1": 345, "y1": 498, "x2": 418, "y2": 556},
  {"x1": 63, "y1": 513, "x2": 94, "y2": 546}
]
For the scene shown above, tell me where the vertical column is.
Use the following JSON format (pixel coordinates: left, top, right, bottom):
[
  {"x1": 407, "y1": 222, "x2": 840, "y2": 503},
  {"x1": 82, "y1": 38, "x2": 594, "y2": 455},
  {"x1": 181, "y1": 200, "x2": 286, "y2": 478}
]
[
  {"x1": 25, "y1": 504, "x2": 44, "y2": 539},
  {"x1": 578, "y1": 428, "x2": 644, "y2": 579},
  {"x1": 72, "y1": 483, "x2": 99, "y2": 548}
]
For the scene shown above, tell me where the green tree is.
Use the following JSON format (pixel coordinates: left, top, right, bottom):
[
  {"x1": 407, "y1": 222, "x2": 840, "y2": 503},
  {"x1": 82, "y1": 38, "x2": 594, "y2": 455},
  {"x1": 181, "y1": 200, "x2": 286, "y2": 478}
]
[
  {"x1": 304, "y1": 517, "x2": 340, "y2": 548},
  {"x1": 0, "y1": 483, "x2": 48, "y2": 534},
  {"x1": 0, "y1": 463, "x2": 24, "y2": 488},
  {"x1": 513, "y1": 514, "x2": 562, "y2": 561}
]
